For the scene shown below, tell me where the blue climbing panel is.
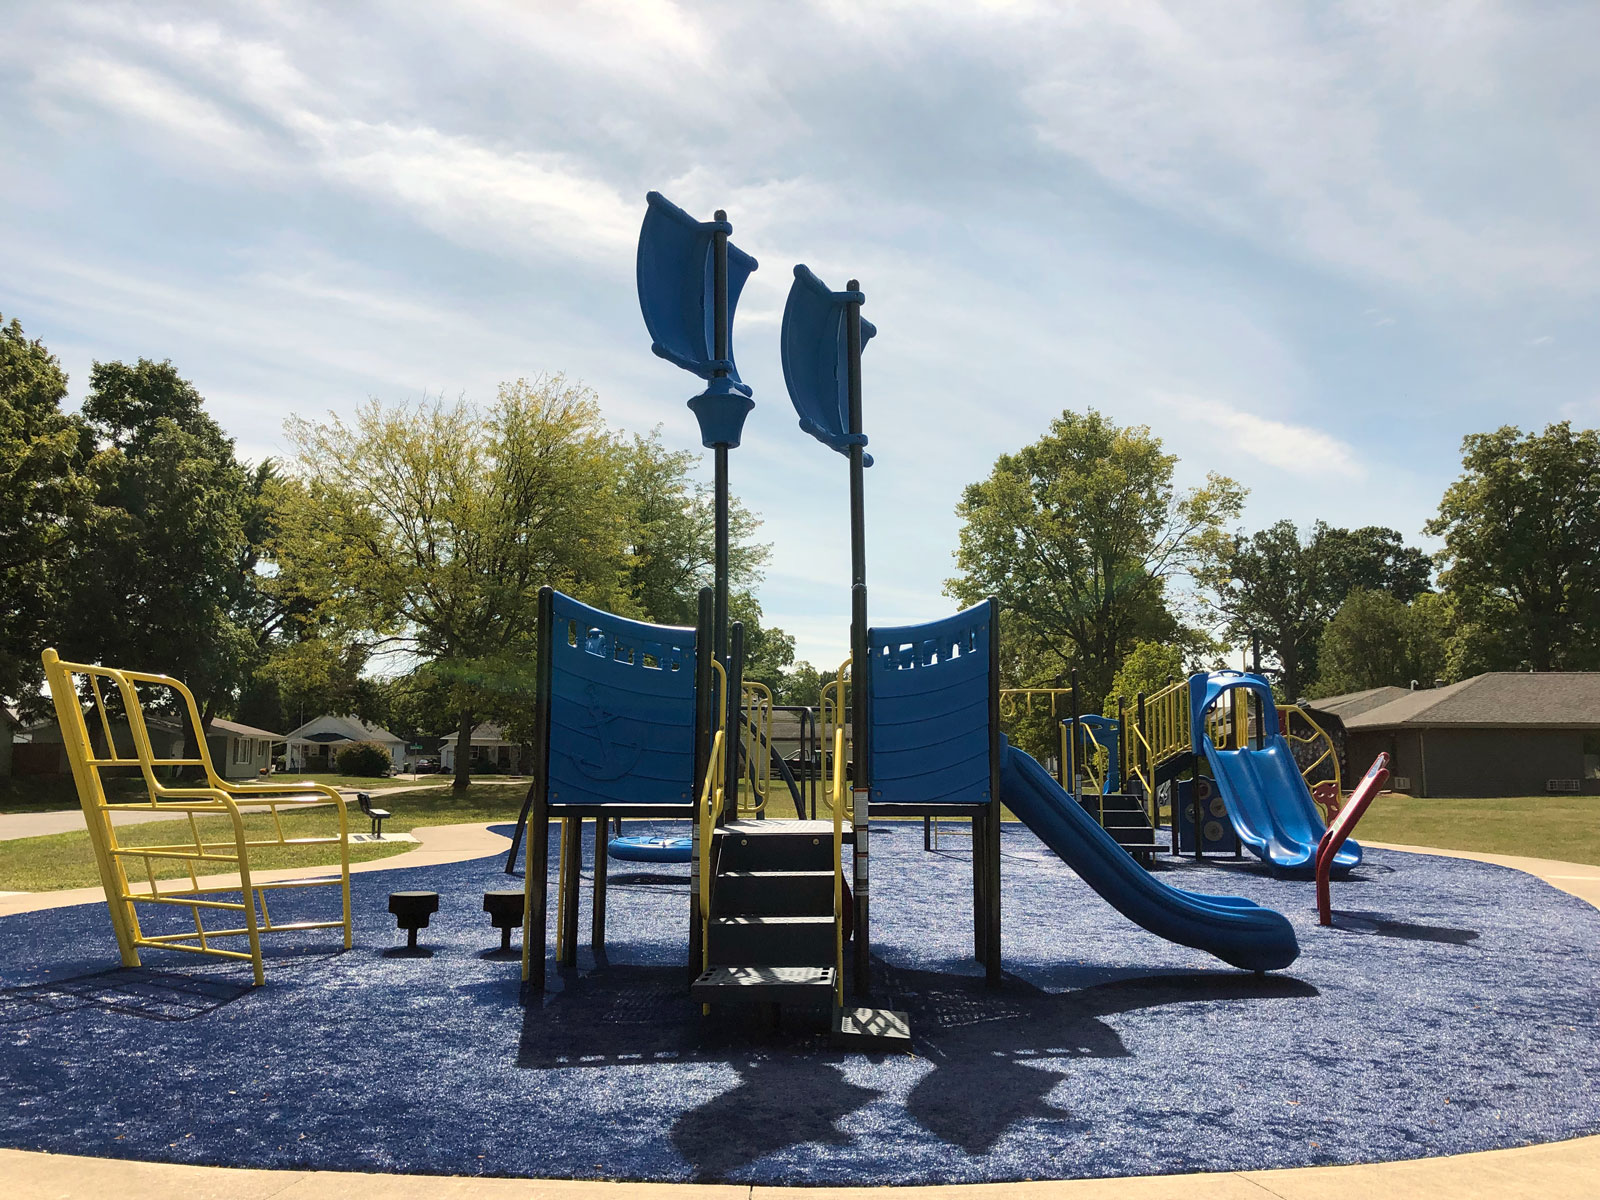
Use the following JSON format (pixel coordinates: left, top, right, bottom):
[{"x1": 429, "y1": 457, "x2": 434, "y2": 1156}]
[
  {"x1": 866, "y1": 602, "x2": 994, "y2": 805},
  {"x1": 636, "y1": 191, "x2": 757, "y2": 389},
  {"x1": 780, "y1": 265, "x2": 876, "y2": 464},
  {"x1": 546, "y1": 591, "x2": 699, "y2": 809}
]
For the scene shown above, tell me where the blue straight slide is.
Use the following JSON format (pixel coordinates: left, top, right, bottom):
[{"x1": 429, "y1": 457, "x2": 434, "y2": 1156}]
[
  {"x1": 1190, "y1": 673, "x2": 1361, "y2": 878},
  {"x1": 1000, "y1": 740, "x2": 1299, "y2": 972}
]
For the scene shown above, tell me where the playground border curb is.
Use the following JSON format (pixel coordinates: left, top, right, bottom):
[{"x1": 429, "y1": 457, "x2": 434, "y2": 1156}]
[{"x1": 4, "y1": 833, "x2": 1598, "y2": 1198}]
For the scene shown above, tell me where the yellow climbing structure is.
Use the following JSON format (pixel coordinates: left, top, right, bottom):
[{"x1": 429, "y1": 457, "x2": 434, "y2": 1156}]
[{"x1": 41, "y1": 648, "x2": 352, "y2": 986}]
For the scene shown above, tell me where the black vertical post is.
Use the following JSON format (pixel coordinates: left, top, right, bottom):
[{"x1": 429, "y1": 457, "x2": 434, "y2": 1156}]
[
  {"x1": 1068, "y1": 669, "x2": 1080, "y2": 797},
  {"x1": 689, "y1": 587, "x2": 714, "y2": 979},
  {"x1": 591, "y1": 817, "x2": 608, "y2": 955},
  {"x1": 1136, "y1": 691, "x2": 1150, "y2": 825},
  {"x1": 560, "y1": 815, "x2": 581, "y2": 967},
  {"x1": 845, "y1": 279, "x2": 871, "y2": 997},
  {"x1": 985, "y1": 598, "x2": 1002, "y2": 987},
  {"x1": 727, "y1": 621, "x2": 745, "y2": 820},
  {"x1": 520, "y1": 586, "x2": 555, "y2": 1000},
  {"x1": 711, "y1": 212, "x2": 731, "y2": 666},
  {"x1": 1115, "y1": 696, "x2": 1127, "y2": 794}
]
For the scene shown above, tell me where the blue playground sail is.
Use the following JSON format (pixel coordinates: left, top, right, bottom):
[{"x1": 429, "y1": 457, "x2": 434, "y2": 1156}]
[
  {"x1": 636, "y1": 191, "x2": 757, "y2": 392},
  {"x1": 780, "y1": 265, "x2": 876, "y2": 465}
]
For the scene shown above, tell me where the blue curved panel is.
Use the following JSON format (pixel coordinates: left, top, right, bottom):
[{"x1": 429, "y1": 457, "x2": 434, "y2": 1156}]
[
  {"x1": 1187, "y1": 671, "x2": 1361, "y2": 876},
  {"x1": 780, "y1": 265, "x2": 876, "y2": 464},
  {"x1": 866, "y1": 602, "x2": 993, "y2": 805},
  {"x1": 636, "y1": 192, "x2": 757, "y2": 390},
  {"x1": 547, "y1": 591, "x2": 698, "y2": 809}
]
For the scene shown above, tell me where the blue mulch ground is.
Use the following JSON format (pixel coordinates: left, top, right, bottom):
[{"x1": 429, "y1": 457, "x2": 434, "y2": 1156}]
[{"x1": 2, "y1": 820, "x2": 1598, "y2": 1186}]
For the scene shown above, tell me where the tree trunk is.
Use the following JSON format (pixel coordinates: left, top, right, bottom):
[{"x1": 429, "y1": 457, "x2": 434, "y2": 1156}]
[{"x1": 452, "y1": 708, "x2": 474, "y2": 792}]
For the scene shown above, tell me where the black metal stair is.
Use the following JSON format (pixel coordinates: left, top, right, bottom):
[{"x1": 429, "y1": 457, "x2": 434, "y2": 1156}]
[
  {"x1": 1078, "y1": 791, "x2": 1162, "y2": 866},
  {"x1": 691, "y1": 820, "x2": 838, "y2": 1007}
]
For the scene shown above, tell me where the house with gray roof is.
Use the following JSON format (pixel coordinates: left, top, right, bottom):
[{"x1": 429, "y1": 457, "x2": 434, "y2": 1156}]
[
  {"x1": 1312, "y1": 673, "x2": 1600, "y2": 797},
  {"x1": 283, "y1": 715, "x2": 407, "y2": 774}
]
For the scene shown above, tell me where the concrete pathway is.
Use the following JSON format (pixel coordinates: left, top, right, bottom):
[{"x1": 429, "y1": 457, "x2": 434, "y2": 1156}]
[
  {"x1": 0, "y1": 779, "x2": 523, "y2": 842},
  {"x1": 4, "y1": 833, "x2": 1598, "y2": 1197},
  {"x1": 8, "y1": 1132, "x2": 1600, "y2": 1198},
  {"x1": 0, "y1": 820, "x2": 508, "y2": 918}
]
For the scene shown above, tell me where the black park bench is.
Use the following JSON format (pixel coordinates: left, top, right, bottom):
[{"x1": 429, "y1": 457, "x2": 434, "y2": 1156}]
[{"x1": 356, "y1": 792, "x2": 391, "y2": 837}]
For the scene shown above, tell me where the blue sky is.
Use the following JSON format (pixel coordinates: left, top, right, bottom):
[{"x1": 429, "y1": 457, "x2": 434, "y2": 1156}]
[{"x1": 3, "y1": 1, "x2": 1597, "y2": 669}]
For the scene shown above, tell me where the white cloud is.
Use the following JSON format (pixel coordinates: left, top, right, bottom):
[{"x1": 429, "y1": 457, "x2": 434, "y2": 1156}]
[{"x1": 1156, "y1": 393, "x2": 1364, "y2": 480}]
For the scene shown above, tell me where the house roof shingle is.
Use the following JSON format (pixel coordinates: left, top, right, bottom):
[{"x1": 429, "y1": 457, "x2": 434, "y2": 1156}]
[
  {"x1": 284, "y1": 715, "x2": 406, "y2": 745},
  {"x1": 207, "y1": 717, "x2": 284, "y2": 739},
  {"x1": 1341, "y1": 672, "x2": 1600, "y2": 730},
  {"x1": 1304, "y1": 685, "x2": 1412, "y2": 722}
]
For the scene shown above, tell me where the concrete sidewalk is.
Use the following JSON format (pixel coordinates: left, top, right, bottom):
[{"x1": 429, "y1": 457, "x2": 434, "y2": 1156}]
[{"x1": 0, "y1": 821, "x2": 509, "y2": 918}]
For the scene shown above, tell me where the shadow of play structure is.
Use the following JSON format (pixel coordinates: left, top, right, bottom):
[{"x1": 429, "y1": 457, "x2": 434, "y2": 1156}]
[{"x1": 504, "y1": 189, "x2": 1317, "y2": 1043}]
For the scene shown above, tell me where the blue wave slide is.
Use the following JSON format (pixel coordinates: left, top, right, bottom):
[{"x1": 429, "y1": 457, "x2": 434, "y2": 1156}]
[
  {"x1": 1189, "y1": 673, "x2": 1361, "y2": 878},
  {"x1": 1000, "y1": 740, "x2": 1299, "y2": 972}
]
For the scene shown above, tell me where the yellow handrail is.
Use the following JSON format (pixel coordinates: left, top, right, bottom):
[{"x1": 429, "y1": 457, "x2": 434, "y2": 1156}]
[
  {"x1": 739, "y1": 678, "x2": 775, "y2": 816},
  {"x1": 696, "y1": 658, "x2": 730, "y2": 969},
  {"x1": 820, "y1": 656, "x2": 851, "y2": 818},
  {"x1": 831, "y1": 725, "x2": 848, "y2": 1007},
  {"x1": 698, "y1": 729, "x2": 726, "y2": 968}
]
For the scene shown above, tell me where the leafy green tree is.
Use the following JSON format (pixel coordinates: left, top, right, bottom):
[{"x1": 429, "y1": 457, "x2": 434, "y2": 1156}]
[
  {"x1": 1108, "y1": 640, "x2": 1186, "y2": 710},
  {"x1": 947, "y1": 409, "x2": 1244, "y2": 710},
  {"x1": 1200, "y1": 521, "x2": 1432, "y2": 701},
  {"x1": 1311, "y1": 590, "x2": 1451, "y2": 697},
  {"x1": 620, "y1": 428, "x2": 768, "y2": 625},
  {"x1": 0, "y1": 315, "x2": 94, "y2": 712},
  {"x1": 279, "y1": 377, "x2": 633, "y2": 790},
  {"x1": 1426, "y1": 422, "x2": 1600, "y2": 671},
  {"x1": 773, "y1": 661, "x2": 824, "y2": 708},
  {"x1": 730, "y1": 591, "x2": 795, "y2": 694},
  {"x1": 64, "y1": 359, "x2": 264, "y2": 741}
]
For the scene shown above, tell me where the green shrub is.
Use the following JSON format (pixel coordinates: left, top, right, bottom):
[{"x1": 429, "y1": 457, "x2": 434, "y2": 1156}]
[{"x1": 336, "y1": 741, "x2": 393, "y2": 777}]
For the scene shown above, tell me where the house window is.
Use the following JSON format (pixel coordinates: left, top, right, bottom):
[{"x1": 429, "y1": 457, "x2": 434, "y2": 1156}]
[
  {"x1": 233, "y1": 737, "x2": 245, "y2": 764},
  {"x1": 1584, "y1": 733, "x2": 1600, "y2": 780}
]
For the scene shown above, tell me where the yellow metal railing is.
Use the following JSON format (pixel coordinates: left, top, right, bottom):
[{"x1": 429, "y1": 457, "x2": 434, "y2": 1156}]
[
  {"x1": 830, "y1": 725, "x2": 849, "y2": 1006},
  {"x1": 1077, "y1": 722, "x2": 1109, "y2": 794},
  {"x1": 1137, "y1": 679, "x2": 1192, "y2": 768},
  {"x1": 695, "y1": 658, "x2": 730, "y2": 970},
  {"x1": 41, "y1": 648, "x2": 352, "y2": 987},
  {"x1": 698, "y1": 728, "x2": 727, "y2": 969},
  {"x1": 1280, "y1": 703, "x2": 1342, "y2": 812},
  {"x1": 739, "y1": 679, "x2": 775, "y2": 816},
  {"x1": 998, "y1": 688, "x2": 1075, "y2": 720},
  {"x1": 820, "y1": 656, "x2": 851, "y2": 817}
]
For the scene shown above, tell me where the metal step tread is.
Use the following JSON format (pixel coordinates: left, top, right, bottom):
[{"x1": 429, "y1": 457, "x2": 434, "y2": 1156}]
[
  {"x1": 720, "y1": 820, "x2": 840, "y2": 838},
  {"x1": 718, "y1": 869, "x2": 835, "y2": 881},
  {"x1": 712, "y1": 914, "x2": 834, "y2": 928},
  {"x1": 691, "y1": 965, "x2": 836, "y2": 1003}
]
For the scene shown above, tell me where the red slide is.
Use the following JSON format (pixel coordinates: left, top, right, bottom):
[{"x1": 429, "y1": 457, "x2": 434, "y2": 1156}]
[{"x1": 1316, "y1": 753, "x2": 1391, "y2": 926}]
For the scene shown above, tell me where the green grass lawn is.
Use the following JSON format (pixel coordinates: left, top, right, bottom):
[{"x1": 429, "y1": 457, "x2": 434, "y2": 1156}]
[
  {"x1": 0, "y1": 783, "x2": 529, "y2": 893},
  {"x1": 1353, "y1": 793, "x2": 1600, "y2": 866},
  {"x1": 0, "y1": 771, "x2": 526, "y2": 814}
]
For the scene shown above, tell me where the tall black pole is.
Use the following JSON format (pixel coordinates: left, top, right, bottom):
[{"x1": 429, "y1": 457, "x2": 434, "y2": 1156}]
[
  {"x1": 845, "y1": 278, "x2": 870, "y2": 997},
  {"x1": 711, "y1": 210, "x2": 731, "y2": 665}
]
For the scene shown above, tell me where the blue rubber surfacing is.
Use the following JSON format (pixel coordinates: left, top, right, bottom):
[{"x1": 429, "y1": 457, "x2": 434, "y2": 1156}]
[{"x1": 2, "y1": 822, "x2": 1598, "y2": 1185}]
